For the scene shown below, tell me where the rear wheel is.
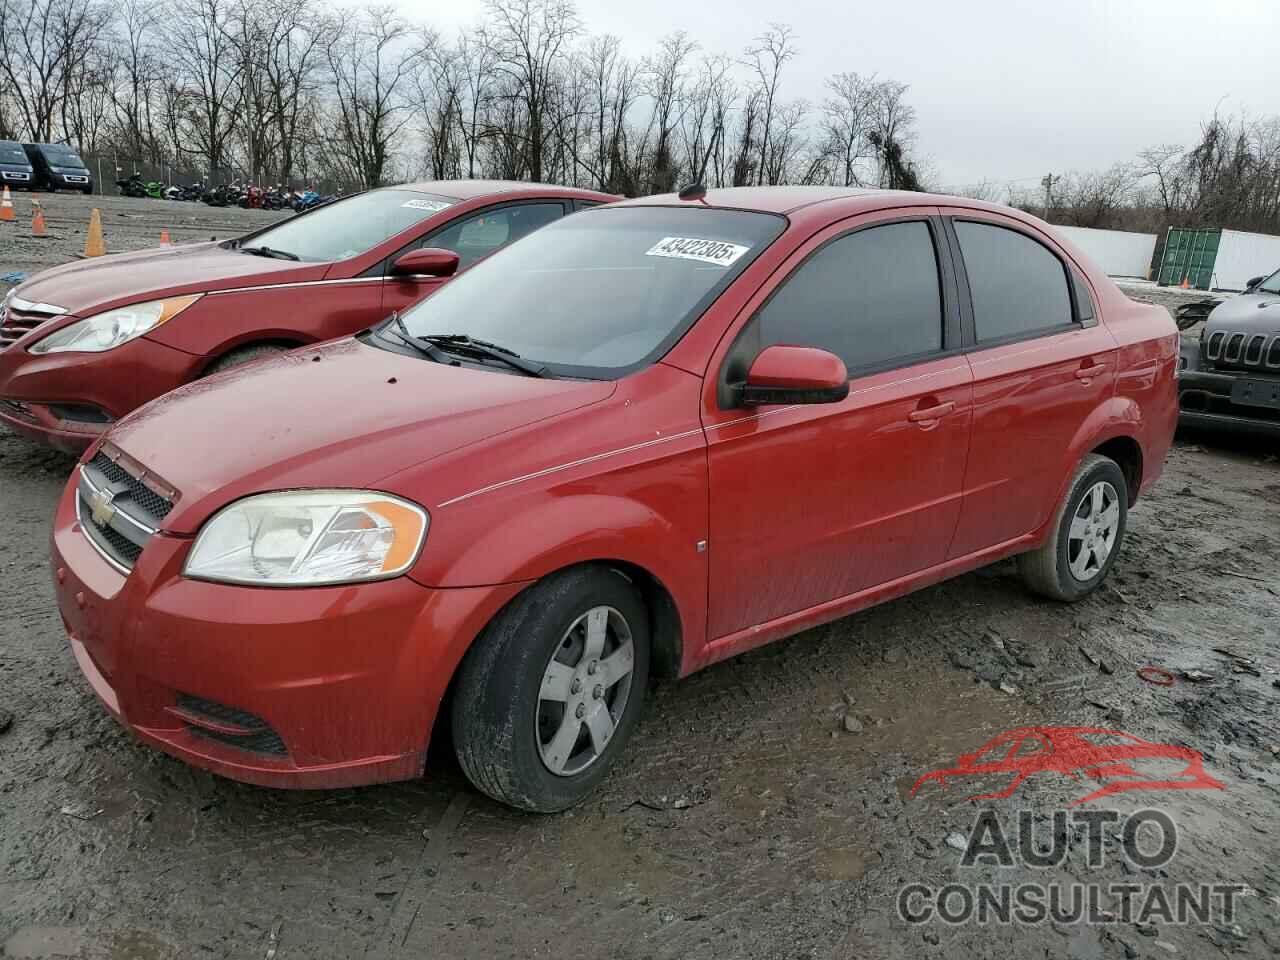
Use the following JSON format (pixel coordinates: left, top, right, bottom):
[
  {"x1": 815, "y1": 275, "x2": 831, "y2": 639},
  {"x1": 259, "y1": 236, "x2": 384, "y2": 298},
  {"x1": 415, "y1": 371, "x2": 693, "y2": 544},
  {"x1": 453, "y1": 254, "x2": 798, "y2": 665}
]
[
  {"x1": 204, "y1": 343, "x2": 289, "y2": 376},
  {"x1": 1017, "y1": 453, "x2": 1127, "y2": 601},
  {"x1": 452, "y1": 565, "x2": 650, "y2": 812}
]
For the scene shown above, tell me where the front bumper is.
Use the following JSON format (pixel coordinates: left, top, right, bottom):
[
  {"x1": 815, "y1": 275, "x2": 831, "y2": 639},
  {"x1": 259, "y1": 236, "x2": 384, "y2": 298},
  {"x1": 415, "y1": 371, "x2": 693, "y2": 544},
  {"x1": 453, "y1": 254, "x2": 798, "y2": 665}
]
[
  {"x1": 0, "y1": 334, "x2": 201, "y2": 452},
  {"x1": 51, "y1": 476, "x2": 525, "y2": 789},
  {"x1": 1178, "y1": 368, "x2": 1280, "y2": 438}
]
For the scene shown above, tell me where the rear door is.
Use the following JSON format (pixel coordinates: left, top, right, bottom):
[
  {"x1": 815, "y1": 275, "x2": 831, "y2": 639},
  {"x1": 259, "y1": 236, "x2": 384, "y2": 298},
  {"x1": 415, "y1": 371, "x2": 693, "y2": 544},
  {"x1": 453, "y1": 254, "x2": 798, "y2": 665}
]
[
  {"x1": 942, "y1": 210, "x2": 1118, "y2": 557},
  {"x1": 704, "y1": 211, "x2": 974, "y2": 639},
  {"x1": 380, "y1": 201, "x2": 568, "y2": 315}
]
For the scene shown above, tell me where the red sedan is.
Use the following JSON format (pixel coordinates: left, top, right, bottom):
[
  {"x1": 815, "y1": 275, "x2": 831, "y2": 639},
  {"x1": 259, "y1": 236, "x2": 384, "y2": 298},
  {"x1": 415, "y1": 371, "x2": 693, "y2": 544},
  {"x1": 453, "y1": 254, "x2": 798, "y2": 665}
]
[
  {"x1": 0, "y1": 180, "x2": 614, "y2": 452},
  {"x1": 50, "y1": 186, "x2": 1178, "y2": 811}
]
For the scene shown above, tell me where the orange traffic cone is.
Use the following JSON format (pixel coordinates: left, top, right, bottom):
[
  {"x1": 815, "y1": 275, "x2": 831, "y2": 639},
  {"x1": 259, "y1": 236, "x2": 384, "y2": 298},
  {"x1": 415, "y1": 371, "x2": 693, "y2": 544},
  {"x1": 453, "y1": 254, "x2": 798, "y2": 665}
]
[
  {"x1": 1180, "y1": 274, "x2": 1190, "y2": 290},
  {"x1": 31, "y1": 200, "x2": 47, "y2": 237},
  {"x1": 0, "y1": 186, "x2": 13, "y2": 222},
  {"x1": 159, "y1": 228, "x2": 171, "y2": 245},
  {"x1": 84, "y1": 208, "x2": 105, "y2": 257}
]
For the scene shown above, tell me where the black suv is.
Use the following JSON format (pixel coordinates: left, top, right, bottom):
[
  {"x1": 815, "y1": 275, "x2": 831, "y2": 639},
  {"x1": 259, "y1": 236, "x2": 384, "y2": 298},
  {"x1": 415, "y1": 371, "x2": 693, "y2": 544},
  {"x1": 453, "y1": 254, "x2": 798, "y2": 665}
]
[
  {"x1": 1179, "y1": 268, "x2": 1280, "y2": 437},
  {"x1": 22, "y1": 142, "x2": 93, "y2": 193}
]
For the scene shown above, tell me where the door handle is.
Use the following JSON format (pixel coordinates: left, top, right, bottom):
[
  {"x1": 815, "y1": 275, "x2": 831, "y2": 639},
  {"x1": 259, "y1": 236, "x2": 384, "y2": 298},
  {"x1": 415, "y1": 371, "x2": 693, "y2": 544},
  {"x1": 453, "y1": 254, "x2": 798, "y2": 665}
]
[
  {"x1": 907, "y1": 401, "x2": 956, "y2": 423},
  {"x1": 1075, "y1": 363, "x2": 1107, "y2": 380}
]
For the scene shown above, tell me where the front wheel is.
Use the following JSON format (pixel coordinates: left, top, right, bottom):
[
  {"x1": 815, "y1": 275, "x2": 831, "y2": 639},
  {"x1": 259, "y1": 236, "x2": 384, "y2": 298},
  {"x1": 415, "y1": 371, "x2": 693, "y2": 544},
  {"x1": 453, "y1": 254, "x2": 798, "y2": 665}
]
[
  {"x1": 452, "y1": 566, "x2": 650, "y2": 812},
  {"x1": 1017, "y1": 453, "x2": 1128, "y2": 601}
]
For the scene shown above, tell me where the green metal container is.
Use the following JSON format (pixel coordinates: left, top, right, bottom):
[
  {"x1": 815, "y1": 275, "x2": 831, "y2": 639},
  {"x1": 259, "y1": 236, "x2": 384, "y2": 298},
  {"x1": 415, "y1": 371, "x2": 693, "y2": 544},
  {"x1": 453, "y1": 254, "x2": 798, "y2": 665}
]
[{"x1": 1156, "y1": 227, "x2": 1220, "y2": 289}]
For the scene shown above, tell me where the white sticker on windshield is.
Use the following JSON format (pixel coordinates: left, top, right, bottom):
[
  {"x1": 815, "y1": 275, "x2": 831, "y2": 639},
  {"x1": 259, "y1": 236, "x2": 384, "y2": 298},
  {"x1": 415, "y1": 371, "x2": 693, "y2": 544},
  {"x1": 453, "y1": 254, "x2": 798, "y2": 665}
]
[
  {"x1": 645, "y1": 236, "x2": 750, "y2": 267},
  {"x1": 401, "y1": 198, "x2": 453, "y2": 212}
]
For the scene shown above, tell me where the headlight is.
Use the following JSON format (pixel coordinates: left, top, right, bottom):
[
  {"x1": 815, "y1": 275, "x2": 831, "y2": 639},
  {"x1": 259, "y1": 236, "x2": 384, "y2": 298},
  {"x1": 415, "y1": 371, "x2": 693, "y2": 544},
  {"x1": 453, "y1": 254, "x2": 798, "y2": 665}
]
[
  {"x1": 29, "y1": 295, "x2": 200, "y2": 354},
  {"x1": 184, "y1": 490, "x2": 429, "y2": 586}
]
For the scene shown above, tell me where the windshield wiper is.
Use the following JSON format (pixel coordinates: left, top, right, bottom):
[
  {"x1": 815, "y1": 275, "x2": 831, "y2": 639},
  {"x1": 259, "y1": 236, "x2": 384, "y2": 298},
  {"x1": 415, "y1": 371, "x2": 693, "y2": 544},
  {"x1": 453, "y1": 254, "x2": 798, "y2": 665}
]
[
  {"x1": 385, "y1": 313, "x2": 455, "y2": 365},
  {"x1": 240, "y1": 245, "x2": 300, "y2": 261},
  {"x1": 419, "y1": 333, "x2": 550, "y2": 378}
]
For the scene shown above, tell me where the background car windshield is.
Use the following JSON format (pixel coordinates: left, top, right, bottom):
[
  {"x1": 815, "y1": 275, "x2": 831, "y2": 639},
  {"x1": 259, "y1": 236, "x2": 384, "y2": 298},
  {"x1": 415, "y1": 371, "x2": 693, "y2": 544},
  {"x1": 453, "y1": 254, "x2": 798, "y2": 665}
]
[
  {"x1": 0, "y1": 143, "x2": 27, "y2": 164},
  {"x1": 399, "y1": 206, "x2": 784, "y2": 376},
  {"x1": 250, "y1": 189, "x2": 456, "y2": 262},
  {"x1": 42, "y1": 145, "x2": 84, "y2": 166},
  {"x1": 1257, "y1": 269, "x2": 1280, "y2": 294}
]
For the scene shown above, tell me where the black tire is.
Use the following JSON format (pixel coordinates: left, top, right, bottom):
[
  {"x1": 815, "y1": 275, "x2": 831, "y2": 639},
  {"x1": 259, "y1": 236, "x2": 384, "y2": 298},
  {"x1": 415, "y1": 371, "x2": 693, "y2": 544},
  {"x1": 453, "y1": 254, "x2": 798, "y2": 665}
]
[
  {"x1": 1017, "y1": 453, "x2": 1128, "y2": 602},
  {"x1": 204, "y1": 343, "x2": 289, "y2": 376},
  {"x1": 451, "y1": 565, "x2": 650, "y2": 813}
]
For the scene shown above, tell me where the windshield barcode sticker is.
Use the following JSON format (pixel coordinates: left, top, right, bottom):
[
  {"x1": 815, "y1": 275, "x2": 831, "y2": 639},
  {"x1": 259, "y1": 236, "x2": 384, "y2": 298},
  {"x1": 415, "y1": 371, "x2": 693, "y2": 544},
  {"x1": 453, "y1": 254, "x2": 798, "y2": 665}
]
[
  {"x1": 645, "y1": 237, "x2": 750, "y2": 266},
  {"x1": 401, "y1": 198, "x2": 453, "y2": 212}
]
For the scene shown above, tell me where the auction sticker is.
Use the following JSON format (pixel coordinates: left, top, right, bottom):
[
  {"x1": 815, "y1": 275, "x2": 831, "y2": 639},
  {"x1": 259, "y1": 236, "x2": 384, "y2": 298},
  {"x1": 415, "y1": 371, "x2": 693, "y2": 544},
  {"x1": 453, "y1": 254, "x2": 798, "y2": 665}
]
[
  {"x1": 645, "y1": 237, "x2": 750, "y2": 266},
  {"x1": 401, "y1": 198, "x2": 453, "y2": 212}
]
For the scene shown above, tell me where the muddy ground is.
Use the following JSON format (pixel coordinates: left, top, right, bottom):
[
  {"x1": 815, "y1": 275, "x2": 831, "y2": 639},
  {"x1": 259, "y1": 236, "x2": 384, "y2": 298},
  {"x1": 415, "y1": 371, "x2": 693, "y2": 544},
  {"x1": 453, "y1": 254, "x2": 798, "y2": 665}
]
[
  {"x1": 2, "y1": 200, "x2": 1279, "y2": 959},
  {"x1": 0, "y1": 192, "x2": 288, "y2": 281}
]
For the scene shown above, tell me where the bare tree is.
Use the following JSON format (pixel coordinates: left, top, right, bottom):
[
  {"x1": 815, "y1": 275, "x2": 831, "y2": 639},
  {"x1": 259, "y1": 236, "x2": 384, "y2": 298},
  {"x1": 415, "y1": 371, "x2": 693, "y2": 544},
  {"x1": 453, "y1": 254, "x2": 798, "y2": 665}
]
[
  {"x1": 743, "y1": 23, "x2": 795, "y2": 186},
  {"x1": 821, "y1": 71, "x2": 876, "y2": 186},
  {"x1": 0, "y1": 0, "x2": 109, "y2": 142},
  {"x1": 484, "y1": 0, "x2": 580, "y2": 182},
  {"x1": 326, "y1": 6, "x2": 420, "y2": 188},
  {"x1": 167, "y1": 0, "x2": 242, "y2": 171}
]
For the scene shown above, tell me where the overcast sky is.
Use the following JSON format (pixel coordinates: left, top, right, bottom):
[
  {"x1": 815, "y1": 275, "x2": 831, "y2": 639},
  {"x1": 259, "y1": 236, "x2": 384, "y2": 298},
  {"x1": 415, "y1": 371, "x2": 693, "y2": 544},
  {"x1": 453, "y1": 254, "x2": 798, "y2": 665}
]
[{"x1": 404, "y1": 0, "x2": 1279, "y2": 189}]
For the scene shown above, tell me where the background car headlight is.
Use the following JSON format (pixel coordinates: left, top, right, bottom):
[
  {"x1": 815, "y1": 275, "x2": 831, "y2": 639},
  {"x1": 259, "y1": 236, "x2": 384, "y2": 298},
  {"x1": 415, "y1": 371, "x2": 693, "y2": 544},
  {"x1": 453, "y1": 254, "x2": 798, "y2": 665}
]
[
  {"x1": 29, "y1": 295, "x2": 200, "y2": 354},
  {"x1": 184, "y1": 490, "x2": 429, "y2": 586}
]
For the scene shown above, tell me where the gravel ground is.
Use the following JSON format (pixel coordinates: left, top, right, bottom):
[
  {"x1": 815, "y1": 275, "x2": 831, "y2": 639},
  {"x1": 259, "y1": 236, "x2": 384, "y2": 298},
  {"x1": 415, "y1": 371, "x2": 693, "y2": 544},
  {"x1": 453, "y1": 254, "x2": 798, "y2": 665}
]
[{"x1": 2, "y1": 199, "x2": 1279, "y2": 959}]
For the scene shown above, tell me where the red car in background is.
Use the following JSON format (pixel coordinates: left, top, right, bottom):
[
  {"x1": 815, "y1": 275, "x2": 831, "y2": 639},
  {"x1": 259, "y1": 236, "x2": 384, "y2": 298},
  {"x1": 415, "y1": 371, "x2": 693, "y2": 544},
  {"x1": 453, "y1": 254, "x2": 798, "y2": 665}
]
[
  {"x1": 0, "y1": 180, "x2": 613, "y2": 452},
  {"x1": 50, "y1": 186, "x2": 1178, "y2": 812}
]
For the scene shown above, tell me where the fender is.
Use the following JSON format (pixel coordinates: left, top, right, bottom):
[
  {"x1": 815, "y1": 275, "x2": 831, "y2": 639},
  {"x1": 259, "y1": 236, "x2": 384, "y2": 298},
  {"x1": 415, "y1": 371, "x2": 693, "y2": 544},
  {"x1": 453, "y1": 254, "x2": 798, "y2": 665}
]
[
  {"x1": 411, "y1": 491, "x2": 708, "y2": 671},
  {"x1": 1032, "y1": 395, "x2": 1143, "y2": 545}
]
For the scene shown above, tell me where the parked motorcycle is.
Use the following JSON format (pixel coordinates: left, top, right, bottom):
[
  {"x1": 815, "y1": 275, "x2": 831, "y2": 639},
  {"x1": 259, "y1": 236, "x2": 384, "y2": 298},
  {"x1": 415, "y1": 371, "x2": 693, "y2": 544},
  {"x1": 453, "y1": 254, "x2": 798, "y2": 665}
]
[
  {"x1": 115, "y1": 173, "x2": 149, "y2": 198},
  {"x1": 238, "y1": 183, "x2": 265, "y2": 209},
  {"x1": 291, "y1": 189, "x2": 322, "y2": 213}
]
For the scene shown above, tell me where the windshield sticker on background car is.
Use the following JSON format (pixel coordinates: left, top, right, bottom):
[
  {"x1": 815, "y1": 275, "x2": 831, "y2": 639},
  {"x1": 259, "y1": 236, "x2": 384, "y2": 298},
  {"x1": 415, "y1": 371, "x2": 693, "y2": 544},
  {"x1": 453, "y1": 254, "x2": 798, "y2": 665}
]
[
  {"x1": 645, "y1": 237, "x2": 751, "y2": 267},
  {"x1": 401, "y1": 198, "x2": 453, "y2": 212}
]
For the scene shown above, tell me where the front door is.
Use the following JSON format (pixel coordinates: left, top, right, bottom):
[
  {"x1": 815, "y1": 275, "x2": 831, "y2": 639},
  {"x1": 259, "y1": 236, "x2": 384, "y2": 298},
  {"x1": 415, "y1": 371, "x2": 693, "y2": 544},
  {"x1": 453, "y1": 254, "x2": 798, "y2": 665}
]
[{"x1": 704, "y1": 212, "x2": 974, "y2": 640}]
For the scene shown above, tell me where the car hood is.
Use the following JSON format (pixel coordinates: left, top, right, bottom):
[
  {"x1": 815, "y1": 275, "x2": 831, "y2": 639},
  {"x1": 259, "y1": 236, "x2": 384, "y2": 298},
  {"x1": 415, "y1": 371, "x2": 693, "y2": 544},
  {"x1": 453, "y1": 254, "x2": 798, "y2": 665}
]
[
  {"x1": 14, "y1": 243, "x2": 326, "y2": 317},
  {"x1": 1206, "y1": 293, "x2": 1280, "y2": 334},
  {"x1": 107, "y1": 337, "x2": 616, "y2": 534}
]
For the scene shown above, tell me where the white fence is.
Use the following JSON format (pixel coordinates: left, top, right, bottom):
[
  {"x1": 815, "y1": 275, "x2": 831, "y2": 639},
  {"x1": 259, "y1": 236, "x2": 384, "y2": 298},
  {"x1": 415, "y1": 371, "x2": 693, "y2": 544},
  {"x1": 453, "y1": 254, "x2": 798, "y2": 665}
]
[
  {"x1": 1214, "y1": 230, "x2": 1280, "y2": 291},
  {"x1": 1054, "y1": 225, "x2": 1157, "y2": 280}
]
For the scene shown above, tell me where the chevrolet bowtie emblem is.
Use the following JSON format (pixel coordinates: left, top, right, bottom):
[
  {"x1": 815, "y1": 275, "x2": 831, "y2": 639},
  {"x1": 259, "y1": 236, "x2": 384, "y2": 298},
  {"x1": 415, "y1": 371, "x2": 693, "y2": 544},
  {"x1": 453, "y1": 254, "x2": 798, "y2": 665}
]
[{"x1": 89, "y1": 488, "x2": 117, "y2": 527}]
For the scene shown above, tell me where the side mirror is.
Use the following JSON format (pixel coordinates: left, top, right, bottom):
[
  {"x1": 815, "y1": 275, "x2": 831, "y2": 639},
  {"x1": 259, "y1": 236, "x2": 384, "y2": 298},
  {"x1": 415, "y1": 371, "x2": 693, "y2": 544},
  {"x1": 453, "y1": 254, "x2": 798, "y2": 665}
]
[
  {"x1": 1245, "y1": 275, "x2": 1265, "y2": 291},
  {"x1": 735, "y1": 345, "x2": 849, "y2": 407},
  {"x1": 391, "y1": 247, "x2": 459, "y2": 279}
]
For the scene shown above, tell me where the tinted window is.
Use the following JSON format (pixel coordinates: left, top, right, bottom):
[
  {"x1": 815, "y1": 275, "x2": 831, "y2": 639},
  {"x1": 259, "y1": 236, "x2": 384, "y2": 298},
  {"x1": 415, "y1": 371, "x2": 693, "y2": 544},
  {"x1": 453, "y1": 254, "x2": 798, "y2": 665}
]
[
  {"x1": 425, "y1": 203, "x2": 564, "y2": 269},
  {"x1": 0, "y1": 142, "x2": 27, "y2": 164},
  {"x1": 955, "y1": 221, "x2": 1073, "y2": 341},
  {"x1": 752, "y1": 221, "x2": 943, "y2": 369}
]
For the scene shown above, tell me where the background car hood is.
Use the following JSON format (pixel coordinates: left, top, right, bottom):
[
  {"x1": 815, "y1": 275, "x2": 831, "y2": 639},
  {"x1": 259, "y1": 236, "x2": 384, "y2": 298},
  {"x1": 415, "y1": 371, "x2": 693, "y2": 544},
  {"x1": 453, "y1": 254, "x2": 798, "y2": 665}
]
[
  {"x1": 107, "y1": 337, "x2": 616, "y2": 535},
  {"x1": 15, "y1": 243, "x2": 326, "y2": 317},
  {"x1": 1206, "y1": 293, "x2": 1280, "y2": 334}
]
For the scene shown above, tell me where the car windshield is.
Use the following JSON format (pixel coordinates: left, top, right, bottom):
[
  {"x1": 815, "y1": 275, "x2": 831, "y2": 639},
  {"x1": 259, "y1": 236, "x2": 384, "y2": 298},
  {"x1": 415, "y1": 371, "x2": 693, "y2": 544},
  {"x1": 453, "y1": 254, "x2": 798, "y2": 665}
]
[
  {"x1": 398, "y1": 206, "x2": 786, "y2": 377},
  {"x1": 246, "y1": 189, "x2": 457, "y2": 262},
  {"x1": 1257, "y1": 269, "x2": 1280, "y2": 295},
  {"x1": 42, "y1": 146, "x2": 84, "y2": 167},
  {"x1": 0, "y1": 143, "x2": 27, "y2": 164}
]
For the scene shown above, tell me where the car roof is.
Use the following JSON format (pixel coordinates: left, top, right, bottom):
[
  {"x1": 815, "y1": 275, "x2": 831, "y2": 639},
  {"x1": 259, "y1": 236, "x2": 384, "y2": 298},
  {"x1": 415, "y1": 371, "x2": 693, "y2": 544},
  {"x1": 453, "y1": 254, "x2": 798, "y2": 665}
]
[
  {"x1": 397, "y1": 179, "x2": 616, "y2": 202},
  {"x1": 613, "y1": 185, "x2": 1012, "y2": 217}
]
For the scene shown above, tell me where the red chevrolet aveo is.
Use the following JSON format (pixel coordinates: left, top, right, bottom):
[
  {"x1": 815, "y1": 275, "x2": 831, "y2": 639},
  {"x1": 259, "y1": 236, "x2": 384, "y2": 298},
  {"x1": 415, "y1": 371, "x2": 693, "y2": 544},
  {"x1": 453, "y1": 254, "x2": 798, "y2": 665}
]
[
  {"x1": 50, "y1": 187, "x2": 1178, "y2": 812},
  {"x1": 0, "y1": 180, "x2": 613, "y2": 452}
]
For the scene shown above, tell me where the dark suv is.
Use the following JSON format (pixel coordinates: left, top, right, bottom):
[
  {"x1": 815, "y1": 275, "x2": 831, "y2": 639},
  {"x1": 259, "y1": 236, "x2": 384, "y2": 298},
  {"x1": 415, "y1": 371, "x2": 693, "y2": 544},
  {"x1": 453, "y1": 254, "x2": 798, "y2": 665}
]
[
  {"x1": 1179, "y1": 268, "x2": 1280, "y2": 437},
  {"x1": 22, "y1": 142, "x2": 93, "y2": 193},
  {"x1": 0, "y1": 140, "x2": 34, "y2": 188}
]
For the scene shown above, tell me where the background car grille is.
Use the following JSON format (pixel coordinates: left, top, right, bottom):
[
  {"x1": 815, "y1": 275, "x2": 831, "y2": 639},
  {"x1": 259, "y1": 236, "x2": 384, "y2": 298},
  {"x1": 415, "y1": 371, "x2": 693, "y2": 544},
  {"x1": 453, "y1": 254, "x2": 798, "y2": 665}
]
[
  {"x1": 1202, "y1": 330, "x2": 1280, "y2": 371},
  {"x1": 0, "y1": 303, "x2": 60, "y2": 350},
  {"x1": 77, "y1": 454, "x2": 175, "y2": 572}
]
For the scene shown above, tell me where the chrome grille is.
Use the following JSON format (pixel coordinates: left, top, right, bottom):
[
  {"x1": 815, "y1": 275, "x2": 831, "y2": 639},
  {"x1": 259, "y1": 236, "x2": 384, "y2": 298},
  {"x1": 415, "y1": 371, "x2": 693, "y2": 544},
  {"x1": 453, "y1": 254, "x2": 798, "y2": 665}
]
[
  {"x1": 76, "y1": 455, "x2": 174, "y2": 573},
  {"x1": 1203, "y1": 330, "x2": 1280, "y2": 371},
  {"x1": 1, "y1": 296, "x2": 66, "y2": 350}
]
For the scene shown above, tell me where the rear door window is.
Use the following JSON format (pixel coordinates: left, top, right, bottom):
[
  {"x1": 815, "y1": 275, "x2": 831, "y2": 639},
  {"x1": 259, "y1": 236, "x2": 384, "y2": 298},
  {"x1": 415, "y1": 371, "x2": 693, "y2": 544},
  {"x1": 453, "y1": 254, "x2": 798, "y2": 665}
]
[
  {"x1": 748, "y1": 220, "x2": 944, "y2": 371},
  {"x1": 954, "y1": 221, "x2": 1074, "y2": 343}
]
